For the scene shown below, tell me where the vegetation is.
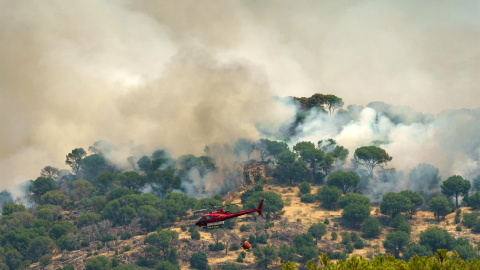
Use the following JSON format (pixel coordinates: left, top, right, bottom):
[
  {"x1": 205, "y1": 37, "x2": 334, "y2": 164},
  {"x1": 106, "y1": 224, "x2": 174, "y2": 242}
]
[{"x1": 2, "y1": 93, "x2": 480, "y2": 269}]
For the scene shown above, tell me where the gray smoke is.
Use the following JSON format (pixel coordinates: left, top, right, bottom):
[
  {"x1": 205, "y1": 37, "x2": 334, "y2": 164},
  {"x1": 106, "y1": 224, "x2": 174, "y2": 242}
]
[
  {"x1": 1, "y1": 0, "x2": 479, "y2": 191},
  {"x1": 293, "y1": 103, "x2": 480, "y2": 198}
]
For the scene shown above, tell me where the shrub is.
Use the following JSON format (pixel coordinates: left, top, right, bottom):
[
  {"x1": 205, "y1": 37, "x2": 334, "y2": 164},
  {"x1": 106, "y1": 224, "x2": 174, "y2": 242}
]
[
  {"x1": 257, "y1": 234, "x2": 268, "y2": 244},
  {"x1": 181, "y1": 225, "x2": 187, "y2": 232},
  {"x1": 345, "y1": 242, "x2": 354, "y2": 253},
  {"x1": 299, "y1": 182, "x2": 311, "y2": 195},
  {"x1": 324, "y1": 218, "x2": 330, "y2": 225},
  {"x1": 354, "y1": 238, "x2": 365, "y2": 249},
  {"x1": 463, "y1": 212, "x2": 479, "y2": 228},
  {"x1": 221, "y1": 262, "x2": 241, "y2": 270},
  {"x1": 340, "y1": 232, "x2": 351, "y2": 244},
  {"x1": 101, "y1": 235, "x2": 117, "y2": 242},
  {"x1": 361, "y1": 217, "x2": 382, "y2": 238},
  {"x1": 350, "y1": 232, "x2": 359, "y2": 242},
  {"x1": 301, "y1": 193, "x2": 317, "y2": 203},
  {"x1": 191, "y1": 229, "x2": 200, "y2": 240},
  {"x1": 236, "y1": 254, "x2": 243, "y2": 263},
  {"x1": 331, "y1": 232, "x2": 338, "y2": 240},
  {"x1": 122, "y1": 245, "x2": 131, "y2": 252},
  {"x1": 229, "y1": 243, "x2": 239, "y2": 251},
  {"x1": 454, "y1": 215, "x2": 461, "y2": 224},
  {"x1": 121, "y1": 232, "x2": 132, "y2": 240},
  {"x1": 240, "y1": 224, "x2": 249, "y2": 232},
  {"x1": 80, "y1": 239, "x2": 90, "y2": 247}
]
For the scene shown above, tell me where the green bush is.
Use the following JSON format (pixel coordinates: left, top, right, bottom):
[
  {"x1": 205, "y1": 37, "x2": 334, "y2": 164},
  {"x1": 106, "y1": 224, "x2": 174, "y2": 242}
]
[
  {"x1": 345, "y1": 242, "x2": 354, "y2": 253},
  {"x1": 80, "y1": 239, "x2": 90, "y2": 247},
  {"x1": 300, "y1": 193, "x2": 317, "y2": 203},
  {"x1": 240, "y1": 224, "x2": 249, "y2": 232},
  {"x1": 341, "y1": 232, "x2": 351, "y2": 244},
  {"x1": 354, "y1": 238, "x2": 365, "y2": 249},
  {"x1": 324, "y1": 218, "x2": 330, "y2": 225},
  {"x1": 299, "y1": 182, "x2": 311, "y2": 195},
  {"x1": 121, "y1": 232, "x2": 132, "y2": 240},
  {"x1": 331, "y1": 232, "x2": 338, "y2": 240}
]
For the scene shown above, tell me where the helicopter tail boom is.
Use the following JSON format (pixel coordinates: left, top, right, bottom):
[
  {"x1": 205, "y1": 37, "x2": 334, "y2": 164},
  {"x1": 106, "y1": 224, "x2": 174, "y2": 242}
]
[{"x1": 257, "y1": 199, "x2": 264, "y2": 216}]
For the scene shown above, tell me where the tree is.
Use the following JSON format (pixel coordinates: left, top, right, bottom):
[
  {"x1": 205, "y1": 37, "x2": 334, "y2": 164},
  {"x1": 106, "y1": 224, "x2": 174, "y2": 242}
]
[
  {"x1": 337, "y1": 193, "x2": 370, "y2": 209},
  {"x1": 154, "y1": 261, "x2": 180, "y2": 270},
  {"x1": 27, "y1": 236, "x2": 55, "y2": 261},
  {"x1": 353, "y1": 146, "x2": 392, "y2": 176},
  {"x1": 118, "y1": 171, "x2": 145, "y2": 191},
  {"x1": 275, "y1": 150, "x2": 307, "y2": 184},
  {"x1": 78, "y1": 212, "x2": 101, "y2": 227},
  {"x1": 234, "y1": 138, "x2": 255, "y2": 160},
  {"x1": 293, "y1": 141, "x2": 325, "y2": 181},
  {"x1": 95, "y1": 172, "x2": 117, "y2": 194},
  {"x1": 327, "y1": 171, "x2": 360, "y2": 194},
  {"x1": 467, "y1": 191, "x2": 480, "y2": 210},
  {"x1": 428, "y1": 196, "x2": 453, "y2": 222},
  {"x1": 361, "y1": 217, "x2": 382, "y2": 238},
  {"x1": 146, "y1": 169, "x2": 181, "y2": 197},
  {"x1": 266, "y1": 140, "x2": 290, "y2": 163},
  {"x1": 278, "y1": 244, "x2": 296, "y2": 263},
  {"x1": 252, "y1": 245, "x2": 277, "y2": 268},
  {"x1": 407, "y1": 163, "x2": 441, "y2": 199},
  {"x1": 40, "y1": 166, "x2": 59, "y2": 179},
  {"x1": 308, "y1": 223, "x2": 327, "y2": 244},
  {"x1": 221, "y1": 263, "x2": 241, "y2": 270},
  {"x1": 40, "y1": 190, "x2": 70, "y2": 207},
  {"x1": 30, "y1": 177, "x2": 57, "y2": 202},
  {"x1": 65, "y1": 148, "x2": 86, "y2": 174},
  {"x1": 2, "y1": 203, "x2": 26, "y2": 216},
  {"x1": 49, "y1": 221, "x2": 72, "y2": 240},
  {"x1": 244, "y1": 191, "x2": 284, "y2": 220},
  {"x1": 190, "y1": 251, "x2": 209, "y2": 270},
  {"x1": 402, "y1": 244, "x2": 433, "y2": 261},
  {"x1": 293, "y1": 233, "x2": 317, "y2": 263},
  {"x1": 299, "y1": 182, "x2": 311, "y2": 195},
  {"x1": 138, "y1": 205, "x2": 167, "y2": 231},
  {"x1": 383, "y1": 231, "x2": 409, "y2": 258},
  {"x1": 324, "y1": 95, "x2": 344, "y2": 114},
  {"x1": 398, "y1": 190, "x2": 424, "y2": 215},
  {"x1": 419, "y1": 227, "x2": 454, "y2": 252},
  {"x1": 441, "y1": 175, "x2": 471, "y2": 207},
  {"x1": 342, "y1": 203, "x2": 370, "y2": 226},
  {"x1": 380, "y1": 192, "x2": 412, "y2": 218},
  {"x1": 85, "y1": 256, "x2": 111, "y2": 270},
  {"x1": 71, "y1": 179, "x2": 95, "y2": 201},
  {"x1": 317, "y1": 185, "x2": 341, "y2": 210}
]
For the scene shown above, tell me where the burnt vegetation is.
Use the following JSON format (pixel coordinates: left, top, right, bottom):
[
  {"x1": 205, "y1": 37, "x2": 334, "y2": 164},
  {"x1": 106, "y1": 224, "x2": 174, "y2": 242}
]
[{"x1": 1, "y1": 94, "x2": 480, "y2": 270}]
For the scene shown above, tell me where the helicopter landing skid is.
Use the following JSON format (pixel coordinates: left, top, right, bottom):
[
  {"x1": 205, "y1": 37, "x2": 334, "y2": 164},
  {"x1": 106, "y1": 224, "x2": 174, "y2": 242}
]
[{"x1": 205, "y1": 221, "x2": 225, "y2": 230}]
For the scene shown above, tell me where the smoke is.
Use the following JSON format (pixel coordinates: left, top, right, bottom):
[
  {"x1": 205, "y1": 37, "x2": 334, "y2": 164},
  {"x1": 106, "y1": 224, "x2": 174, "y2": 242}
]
[
  {"x1": 1, "y1": 0, "x2": 479, "y2": 192},
  {"x1": 293, "y1": 103, "x2": 480, "y2": 199}
]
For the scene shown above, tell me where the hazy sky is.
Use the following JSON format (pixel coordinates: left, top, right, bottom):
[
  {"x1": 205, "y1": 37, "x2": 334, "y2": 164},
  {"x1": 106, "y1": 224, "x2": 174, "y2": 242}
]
[{"x1": 0, "y1": 0, "x2": 479, "y2": 191}]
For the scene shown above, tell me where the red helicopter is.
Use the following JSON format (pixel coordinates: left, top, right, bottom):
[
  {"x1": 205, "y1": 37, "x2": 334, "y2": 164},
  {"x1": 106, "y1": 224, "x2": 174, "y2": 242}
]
[{"x1": 195, "y1": 199, "x2": 264, "y2": 229}]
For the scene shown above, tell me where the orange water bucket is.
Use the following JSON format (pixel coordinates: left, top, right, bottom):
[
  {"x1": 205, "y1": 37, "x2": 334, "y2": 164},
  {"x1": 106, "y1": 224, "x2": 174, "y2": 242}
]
[{"x1": 242, "y1": 241, "x2": 251, "y2": 250}]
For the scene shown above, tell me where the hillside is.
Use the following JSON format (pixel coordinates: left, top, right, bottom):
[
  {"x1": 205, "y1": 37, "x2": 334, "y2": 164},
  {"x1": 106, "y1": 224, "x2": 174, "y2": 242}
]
[{"x1": 22, "y1": 184, "x2": 480, "y2": 270}]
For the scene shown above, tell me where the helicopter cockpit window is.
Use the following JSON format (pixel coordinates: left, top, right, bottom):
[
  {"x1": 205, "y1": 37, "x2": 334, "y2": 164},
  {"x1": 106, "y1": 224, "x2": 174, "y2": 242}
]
[
  {"x1": 198, "y1": 217, "x2": 206, "y2": 222},
  {"x1": 206, "y1": 216, "x2": 212, "y2": 220}
]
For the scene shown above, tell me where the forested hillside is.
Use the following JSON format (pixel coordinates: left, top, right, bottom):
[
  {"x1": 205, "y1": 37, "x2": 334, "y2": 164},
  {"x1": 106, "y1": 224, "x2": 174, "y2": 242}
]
[{"x1": 2, "y1": 94, "x2": 480, "y2": 270}]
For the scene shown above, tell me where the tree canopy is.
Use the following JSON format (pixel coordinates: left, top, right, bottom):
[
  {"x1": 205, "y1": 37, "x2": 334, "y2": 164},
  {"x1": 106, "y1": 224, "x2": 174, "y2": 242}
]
[
  {"x1": 353, "y1": 146, "x2": 392, "y2": 176},
  {"x1": 441, "y1": 175, "x2": 471, "y2": 207}
]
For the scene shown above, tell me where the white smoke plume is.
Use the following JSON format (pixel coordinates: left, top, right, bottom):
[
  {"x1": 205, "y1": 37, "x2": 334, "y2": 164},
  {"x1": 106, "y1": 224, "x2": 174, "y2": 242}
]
[
  {"x1": 1, "y1": 0, "x2": 479, "y2": 192},
  {"x1": 292, "y1": 103, "x2": 480, "y2": 199}
]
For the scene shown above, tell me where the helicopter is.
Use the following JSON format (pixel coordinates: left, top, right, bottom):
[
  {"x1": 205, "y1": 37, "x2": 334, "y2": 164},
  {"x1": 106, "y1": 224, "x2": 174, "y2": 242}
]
[{"x1": 195, "y1": 199, "x2": 264, "y2": 229}]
